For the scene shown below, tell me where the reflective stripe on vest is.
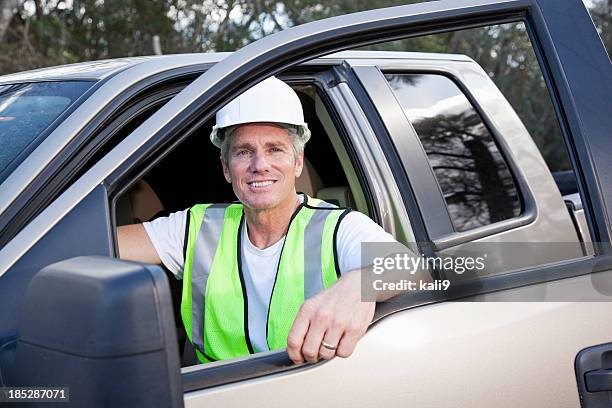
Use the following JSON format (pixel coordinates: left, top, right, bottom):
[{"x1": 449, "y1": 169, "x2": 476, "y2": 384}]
[{"x1": 181, "y1": 196, "x2": 350, "y2": 363}]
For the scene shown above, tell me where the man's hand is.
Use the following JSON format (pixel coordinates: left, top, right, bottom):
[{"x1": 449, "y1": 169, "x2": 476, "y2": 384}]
[{"x1": 286, "y1": 270, "x2": 374, "y2": 364}]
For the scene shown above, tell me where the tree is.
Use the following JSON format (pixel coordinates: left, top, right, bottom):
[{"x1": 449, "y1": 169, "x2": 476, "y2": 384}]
[{"x1": 0, "y1": 0, "x2": 21, "y2": 43}]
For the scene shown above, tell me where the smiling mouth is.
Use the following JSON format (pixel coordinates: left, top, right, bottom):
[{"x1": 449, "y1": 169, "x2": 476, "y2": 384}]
[{"x1": 247, "y1": 180, "x2": 277, "y2": 188}]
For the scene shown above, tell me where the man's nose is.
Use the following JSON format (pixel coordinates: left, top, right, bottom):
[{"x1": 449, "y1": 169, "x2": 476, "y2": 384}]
[{"x1": 249, "y1": 151, "x2": 271, "y2": 172}]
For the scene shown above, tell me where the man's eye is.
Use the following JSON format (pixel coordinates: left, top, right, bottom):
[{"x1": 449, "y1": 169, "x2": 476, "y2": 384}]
[
  {"x1": 271, "y1": 147, "x2": 283, "y2": 153},
  {"x1": 236, "y1": 150, "x2": 249, "y2": 156}
]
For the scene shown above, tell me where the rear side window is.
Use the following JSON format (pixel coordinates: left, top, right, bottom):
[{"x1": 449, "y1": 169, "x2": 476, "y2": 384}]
[
  {"x1": 0, "y1": 81, "x2": 94, "y2": 182},
  {"x1": 384, "y1": 73, "x2": 521, "y2": 232}
]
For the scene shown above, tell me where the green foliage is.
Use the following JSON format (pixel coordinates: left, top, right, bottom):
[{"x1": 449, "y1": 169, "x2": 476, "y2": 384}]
[{"x1": 1, "y1": 0, "x2": 608, "y2": 172}]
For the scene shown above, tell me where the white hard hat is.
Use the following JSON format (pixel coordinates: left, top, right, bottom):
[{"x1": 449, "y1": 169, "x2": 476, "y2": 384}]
[{"x1": 210, "y1": 76, "x2": 311, "y2": 148}]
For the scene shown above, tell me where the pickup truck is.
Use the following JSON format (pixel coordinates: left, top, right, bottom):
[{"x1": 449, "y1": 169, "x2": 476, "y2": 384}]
[{"x1": 0, "y1": 1, "x2": 610, "y2": 407}]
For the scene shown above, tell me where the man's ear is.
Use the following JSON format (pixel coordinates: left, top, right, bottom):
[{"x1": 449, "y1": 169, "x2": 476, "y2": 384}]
[
  {"x1": 220, "y1": 156, "x2": 232, "y2": 183},
  {"x1": 294, "y1": 152, "x2": 304, "y2": 178}
]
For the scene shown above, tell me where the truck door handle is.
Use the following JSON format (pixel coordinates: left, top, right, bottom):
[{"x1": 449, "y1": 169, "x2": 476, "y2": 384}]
[
  {"x1": 585, "y1": 369, "x2": 612, "y2": 392},
  {"x1": 576, "y1": 342, "x2": 612, "y2": 407}
]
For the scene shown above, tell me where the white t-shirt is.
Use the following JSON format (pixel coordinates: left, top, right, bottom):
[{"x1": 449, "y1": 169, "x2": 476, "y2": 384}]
[{"x1": 143, "y1": 196, "x2": 396, "y2": 352}]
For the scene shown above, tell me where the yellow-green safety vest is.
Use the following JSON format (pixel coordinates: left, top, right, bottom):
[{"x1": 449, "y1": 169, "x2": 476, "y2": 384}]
[{"x1": 181, "y1": 195, "x2": 350, "y2": 363}]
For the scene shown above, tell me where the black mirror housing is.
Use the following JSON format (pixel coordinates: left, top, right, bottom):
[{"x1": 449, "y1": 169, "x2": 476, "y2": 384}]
[{"x1": 14, "y1": 256, "x2": 184, "y2": 407}]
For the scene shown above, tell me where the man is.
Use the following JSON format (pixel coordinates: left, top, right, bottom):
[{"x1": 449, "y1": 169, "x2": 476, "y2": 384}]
[{"x1": 118, "y1": 76, "x2": 399, "y2": 365}]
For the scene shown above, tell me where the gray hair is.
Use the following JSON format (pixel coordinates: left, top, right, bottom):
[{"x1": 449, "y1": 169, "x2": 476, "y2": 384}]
[{"x1": 220, "y1": 124, "x2": 306, "y2": 163}]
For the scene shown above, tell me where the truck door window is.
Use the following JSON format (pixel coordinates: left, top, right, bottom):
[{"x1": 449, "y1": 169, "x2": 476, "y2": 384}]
[
  {"x1": 353, "y1": 19, "x2": 592, "y2": 274},
  {"x1": 384, "y1": 73, "x2": 521, "y2": 232}
]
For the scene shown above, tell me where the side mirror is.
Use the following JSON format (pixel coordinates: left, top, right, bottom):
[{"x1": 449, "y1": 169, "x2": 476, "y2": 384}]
[{"x1": 14, "y1": 256, "x2": 184, "y2": 407}]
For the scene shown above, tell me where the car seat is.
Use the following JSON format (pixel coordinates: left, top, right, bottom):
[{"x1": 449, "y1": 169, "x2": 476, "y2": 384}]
[
  {"x1": 296, "y1": 157, "x2": 354, "y2": 208},
  {"x1": 115, "y1": 179, "x2": 165, "y2": 225}
]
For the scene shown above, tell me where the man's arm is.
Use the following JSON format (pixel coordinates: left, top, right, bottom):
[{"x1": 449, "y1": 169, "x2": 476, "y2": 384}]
[
  {"x1": 117, "y1": 224, "x2": 162, "y2": 265},
  {"x1": 285, "y1": 262, "x2": 430, "y2": 364},
  {"x1": 285, "y1": 211, "x2": 431, "y2": 364},
  {"x1": 286, "y1": 269, "x2": 374, "y2": 364}
]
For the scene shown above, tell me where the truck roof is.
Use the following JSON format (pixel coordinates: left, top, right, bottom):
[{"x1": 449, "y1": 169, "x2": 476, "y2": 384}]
[{"x1": 0, "y1": 51, "x2": 473, "y2": 85}]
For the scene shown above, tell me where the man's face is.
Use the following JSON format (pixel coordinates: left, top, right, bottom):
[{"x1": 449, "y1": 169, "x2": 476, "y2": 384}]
[{"x1": 221, "y1": 123, "x2": 304, "y2": 211}]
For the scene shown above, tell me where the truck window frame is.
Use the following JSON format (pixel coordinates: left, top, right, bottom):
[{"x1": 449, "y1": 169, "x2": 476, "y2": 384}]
[
  {"x1": 106, "y1": 67, "x2": 397, "y2": 371},
  {"x1": 353, "y1": 65, "x2": 537, "y2": 249},
  {"x1": 107, "y1": 69, "x2": 379, "y2": 228},
  {"x1": 385, "y1": 71, "x2": 526, "y2": 234}
]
